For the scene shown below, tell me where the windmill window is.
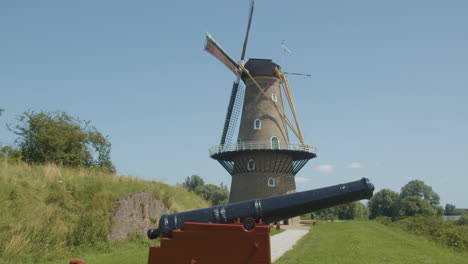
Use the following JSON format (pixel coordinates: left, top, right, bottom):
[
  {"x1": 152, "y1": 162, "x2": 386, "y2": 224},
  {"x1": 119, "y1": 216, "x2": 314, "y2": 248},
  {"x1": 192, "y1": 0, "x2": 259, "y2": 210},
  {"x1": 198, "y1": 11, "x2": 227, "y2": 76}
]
[
  {"x1": 268, "y1": 177, "x2": 276, "y2": 187},
  {"x1": 254, "y1": 119, "x2": 261, "y2": 129},
  {"x1": 247, "y1": 159, "x2": 255, "y2": 171},
  {"x1": 271, "y1": 136, "x2": 280, "y2": 149},
  {"x1": 272, "y1": 93, "x2": 278, "y2": 102}
]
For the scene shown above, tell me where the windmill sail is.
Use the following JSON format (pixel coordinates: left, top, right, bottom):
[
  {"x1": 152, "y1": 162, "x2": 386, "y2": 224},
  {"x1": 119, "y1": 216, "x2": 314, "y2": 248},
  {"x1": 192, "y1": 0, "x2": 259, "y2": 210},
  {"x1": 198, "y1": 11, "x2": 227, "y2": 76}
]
[
  {"x1": 205, "y1": 33, "x2": 238, "y2": 75},
  {"x1": 205, "y1": 0, "x2": 255, "y2": 145},
  {"x1": 240, "y1": 0, "x2": 255, "y2": 61}
]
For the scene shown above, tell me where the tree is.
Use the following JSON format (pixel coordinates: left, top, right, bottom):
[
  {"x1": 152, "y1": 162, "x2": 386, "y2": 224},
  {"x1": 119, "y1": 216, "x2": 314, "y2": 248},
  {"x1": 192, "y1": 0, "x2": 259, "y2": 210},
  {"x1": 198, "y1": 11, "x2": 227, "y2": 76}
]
[
  {"x1": 333, "y1": 202, "x2": 369, "y2": 220},
  {"x1": 400, "y1": 180, "x2": 440, "y2": 207},
  {"x1": 182, "y1": 175, "x2": 229, "y2": 205},
  {"x1": 457, "y1": 215, "x2": 468, "y2": 225},
  {"x1": 204, "y1": 183, "x2": 229, "y2": 205},
  {"x1": 354, "y1": 202, "x2": 370, "y2": 219},
  {"x1": 435, "y1": 206, "x2": 444, "y2": 216},
  {"x1": 400, "y1": 196, "x2": 435, "y2": 217},
  {"x1": 367, "y1": 189, "x2": 401, "y2": 220},
  {"x1": 314, "y1": 207, "x2": 335, "y2": 219},
  {"x1": 183, "y1": 175, "x2": 205, "y2": 191},
  {"x1": 0, "y1": 108, "x2": 3, "y2": 116},
  {"x1": 444, "y1": 203, "x2": 456, "y2": 216},
  {"x1": 10, "y1": 111, "x2": 115, "y2": 172},
  {"x1": 0, "y1": 145, "x2": 22, "y2": 161}
]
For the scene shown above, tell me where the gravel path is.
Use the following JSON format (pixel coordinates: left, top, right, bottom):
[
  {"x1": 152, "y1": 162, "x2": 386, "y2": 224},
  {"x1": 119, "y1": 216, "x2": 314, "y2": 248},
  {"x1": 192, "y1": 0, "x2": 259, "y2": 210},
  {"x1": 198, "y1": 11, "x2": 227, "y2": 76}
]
[{"x1": 270, "y1": 228, "x2": 309, "y2": 262}]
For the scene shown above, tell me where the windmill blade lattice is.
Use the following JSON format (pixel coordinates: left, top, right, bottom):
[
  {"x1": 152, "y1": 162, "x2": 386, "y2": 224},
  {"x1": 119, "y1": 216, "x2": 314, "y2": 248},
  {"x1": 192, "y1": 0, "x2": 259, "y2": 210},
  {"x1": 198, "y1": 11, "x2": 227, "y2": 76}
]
[{"x1": 221, "y1": 82, "x2": 245, "y2": 144}]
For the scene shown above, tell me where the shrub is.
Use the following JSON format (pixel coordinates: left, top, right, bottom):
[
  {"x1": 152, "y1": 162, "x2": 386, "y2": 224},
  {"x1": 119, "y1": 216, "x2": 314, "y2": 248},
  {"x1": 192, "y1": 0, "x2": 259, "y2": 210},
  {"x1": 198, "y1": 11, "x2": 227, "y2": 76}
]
[
  {"x1": 374, "y1": 216, "x2": 393, "y2": 226},
  {"x1": 376, "y1": 216, "x2": 468, "y2": 251},
  {"x1": 457, "y1": 215, "x2": 468, "y2": 226}
]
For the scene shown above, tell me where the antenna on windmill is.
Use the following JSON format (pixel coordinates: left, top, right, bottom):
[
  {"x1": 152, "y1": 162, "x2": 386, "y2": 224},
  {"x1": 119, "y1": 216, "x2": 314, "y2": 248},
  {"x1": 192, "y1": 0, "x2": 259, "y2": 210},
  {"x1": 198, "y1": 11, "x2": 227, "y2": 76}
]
[
  {"x1": 281, "y1": 40, "x2": 292, "y2": 71},
  {"x1": 281, "y1": 40, "x2": 312, "y2": 77}
]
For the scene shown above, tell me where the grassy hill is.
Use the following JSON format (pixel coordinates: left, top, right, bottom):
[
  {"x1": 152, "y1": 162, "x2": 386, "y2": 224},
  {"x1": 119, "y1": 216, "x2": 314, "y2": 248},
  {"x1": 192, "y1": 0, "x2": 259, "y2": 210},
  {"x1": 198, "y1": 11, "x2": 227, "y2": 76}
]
[
  {"x1": 3, "y1": 161, "x2": 467, "y2": 264},
  {"x1": 0, "y1": 160, "x2": 210, "y2": 264},
  {"x1": 275, "y1": 221, "x2": 468, "y2": 264}
]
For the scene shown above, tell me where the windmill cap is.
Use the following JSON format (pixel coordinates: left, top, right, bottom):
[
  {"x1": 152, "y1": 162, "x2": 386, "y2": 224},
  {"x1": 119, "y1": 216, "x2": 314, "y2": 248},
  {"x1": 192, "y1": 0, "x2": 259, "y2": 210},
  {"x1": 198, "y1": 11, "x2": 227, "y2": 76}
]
[{"x1": 241, "y1": 58, "x2": 280, "y2": 81}]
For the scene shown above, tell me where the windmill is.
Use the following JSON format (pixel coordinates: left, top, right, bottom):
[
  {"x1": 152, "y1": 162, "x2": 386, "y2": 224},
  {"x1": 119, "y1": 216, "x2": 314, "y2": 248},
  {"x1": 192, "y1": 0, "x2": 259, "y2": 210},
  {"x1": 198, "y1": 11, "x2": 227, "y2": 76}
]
[{"x1": 205, "y1": 0, "x2": 317, "y2": 216}]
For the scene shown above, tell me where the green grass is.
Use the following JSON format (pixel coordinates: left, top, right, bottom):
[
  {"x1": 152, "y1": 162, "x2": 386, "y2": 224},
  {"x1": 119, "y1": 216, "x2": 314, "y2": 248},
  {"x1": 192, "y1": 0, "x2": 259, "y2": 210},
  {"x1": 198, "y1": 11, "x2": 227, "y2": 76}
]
[
  {"x1": 275, "y1": 221, "x2": 468, "y2": 264},
  {"x1": 0, "y1": 160, "x2": 210, "y2": 263},
  {"x1": 32, "y1": 238, "x2": 156, "y2": 264}
]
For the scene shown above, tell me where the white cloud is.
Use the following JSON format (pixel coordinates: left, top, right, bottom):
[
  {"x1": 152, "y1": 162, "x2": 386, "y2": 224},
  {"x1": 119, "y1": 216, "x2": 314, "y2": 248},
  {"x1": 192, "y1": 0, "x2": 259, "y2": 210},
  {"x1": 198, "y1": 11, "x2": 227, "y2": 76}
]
[
  {"x1": 316, "y1": 164, "x2": 334, "y2": 173},
  {"x1": 296, "y1": 177, "x2": 311, "y2": 183},
  {"x1": 347, "y1": 162, "x2": 362, "y2": 169}
]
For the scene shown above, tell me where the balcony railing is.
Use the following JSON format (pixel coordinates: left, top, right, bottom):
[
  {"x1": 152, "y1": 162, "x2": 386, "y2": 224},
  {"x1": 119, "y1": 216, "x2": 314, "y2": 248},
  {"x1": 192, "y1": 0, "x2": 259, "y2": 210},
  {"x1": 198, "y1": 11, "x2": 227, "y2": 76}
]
[{"x1": 209, "y1": 141, "x2": 318, "y2": 156}]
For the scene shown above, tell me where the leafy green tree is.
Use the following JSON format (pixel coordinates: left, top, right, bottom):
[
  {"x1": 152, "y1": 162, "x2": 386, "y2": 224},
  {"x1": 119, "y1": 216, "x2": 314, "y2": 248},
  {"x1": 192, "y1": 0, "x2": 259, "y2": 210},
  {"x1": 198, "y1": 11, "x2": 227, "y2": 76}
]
[
  {"x1": 0, "y1": 108, "x2": 4, "y2": 116},
  {"x1": 10, "y1": 111, "x2": 115, "y2": 172},
  {"x1": 435, "y1": 206, "x2": 444, "y2": 216},
  {"x1": 334, "y1": 203, "x2": 354, "y2": 220},
  {"x1": 183, "y1": 175, "x2": 205, "y2": 191},
  {"x1": 400, "y1": 180, "x2": 440, "y2": 207},
  {"x1": 400, "y1": 196, "x2": 435, "y2": 217},
  {"x1": 314, "y1": 202, "x2": 369, "y2": 220},
  {"x1": 367, "y1": 189, "x2": 401, "y2": 220},
  {"x1": 182, "y1": 175, "x2": 229, "y2": 205},
  {"x1": 333, "y1": 202, "x2": 369, "y2": 220},
  {"x1": 0, "y1": 145, "x2": 22, "y2": 161},
  {"x1": 354, "y1": 202, "x2": 370, "y2": 219},
  {"x1": 444, "y1": 203, "x2": 456, "y2": 216},
  {"x1": 204, "y1": 183, "x2": 229, "y2": 205},
  {"x1": 314, "y1": 207, "x2": 335, "y2": 219},
  {"x1": 457, "y1": 215, "x2": 468, "y2": 225}
]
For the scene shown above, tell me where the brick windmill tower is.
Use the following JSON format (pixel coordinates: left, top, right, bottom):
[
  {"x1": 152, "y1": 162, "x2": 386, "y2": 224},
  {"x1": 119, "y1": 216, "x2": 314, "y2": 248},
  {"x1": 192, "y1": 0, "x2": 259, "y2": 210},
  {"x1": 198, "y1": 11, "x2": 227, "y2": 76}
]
[{"x1": 205, "y1": 0, "x2": 317, "y2": 209}]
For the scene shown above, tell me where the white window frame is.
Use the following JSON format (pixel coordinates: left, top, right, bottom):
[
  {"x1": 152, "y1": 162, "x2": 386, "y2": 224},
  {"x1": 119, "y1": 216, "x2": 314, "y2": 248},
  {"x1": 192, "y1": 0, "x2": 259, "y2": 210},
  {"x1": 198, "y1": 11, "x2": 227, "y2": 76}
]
[
  {"x1": 247, "y1": 159, "x2": 255, "y2": 171},
  {"x1": 268, "y1": 177, "x2": 276, "y2": 187},
  {"x1": 271, "y1": 136, "x2": 280, "y2": 149},
  {"x1": 254, "y1": 119, "x2": 261, "y2": 130},
  {"x1": 272, "y1": 93, "x2": 278, "y2": 102}
]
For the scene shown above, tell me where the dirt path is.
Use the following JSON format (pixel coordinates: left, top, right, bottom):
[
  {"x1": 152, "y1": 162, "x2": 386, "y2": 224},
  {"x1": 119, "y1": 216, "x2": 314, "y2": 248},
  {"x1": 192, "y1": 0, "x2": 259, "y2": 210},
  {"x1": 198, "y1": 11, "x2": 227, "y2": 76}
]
[{"x1": 270, "y1": 226, "x2": 310, "y2": 262}]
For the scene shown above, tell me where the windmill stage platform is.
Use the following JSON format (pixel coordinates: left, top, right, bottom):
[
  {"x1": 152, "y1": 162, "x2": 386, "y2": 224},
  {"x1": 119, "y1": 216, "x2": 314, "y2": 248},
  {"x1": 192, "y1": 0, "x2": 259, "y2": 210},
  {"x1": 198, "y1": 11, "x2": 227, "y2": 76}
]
[{"x1": 209, "y1": 141, "x2": 317, "y2": 175}]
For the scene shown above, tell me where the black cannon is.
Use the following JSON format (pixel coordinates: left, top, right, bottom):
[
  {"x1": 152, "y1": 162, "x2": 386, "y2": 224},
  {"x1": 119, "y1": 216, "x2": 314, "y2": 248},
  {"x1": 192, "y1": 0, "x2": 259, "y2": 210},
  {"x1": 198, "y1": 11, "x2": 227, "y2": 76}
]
[{"x1": 148, "y1": 177, "x2": 374, "y2": 239}]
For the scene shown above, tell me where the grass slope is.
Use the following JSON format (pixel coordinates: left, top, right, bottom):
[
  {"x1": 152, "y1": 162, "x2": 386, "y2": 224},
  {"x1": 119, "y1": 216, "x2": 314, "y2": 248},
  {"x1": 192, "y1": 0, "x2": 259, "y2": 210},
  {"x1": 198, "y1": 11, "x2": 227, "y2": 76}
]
[
  {"x1": 275, "y1": 221, "x2": 468, "y2": 264},
  {"x1": 36, "y1": 239, "x2": 153, "y2": 264},
  {"x1": 0, "y1": 161, "x2": 210, "y2": 263}
]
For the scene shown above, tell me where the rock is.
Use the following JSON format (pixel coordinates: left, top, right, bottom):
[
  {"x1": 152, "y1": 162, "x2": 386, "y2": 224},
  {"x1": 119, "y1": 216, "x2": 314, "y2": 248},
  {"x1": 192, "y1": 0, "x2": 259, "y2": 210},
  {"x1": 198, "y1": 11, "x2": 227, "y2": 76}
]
[{"x1": 110, "y1": 191, "x2": 169, "y2": 240}]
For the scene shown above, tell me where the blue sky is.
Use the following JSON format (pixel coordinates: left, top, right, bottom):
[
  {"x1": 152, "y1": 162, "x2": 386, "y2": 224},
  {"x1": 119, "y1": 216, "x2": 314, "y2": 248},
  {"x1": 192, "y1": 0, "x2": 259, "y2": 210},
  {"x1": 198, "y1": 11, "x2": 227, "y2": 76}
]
[{"x1": 1, "y1": 0, "x2": 467, "y2": 207}]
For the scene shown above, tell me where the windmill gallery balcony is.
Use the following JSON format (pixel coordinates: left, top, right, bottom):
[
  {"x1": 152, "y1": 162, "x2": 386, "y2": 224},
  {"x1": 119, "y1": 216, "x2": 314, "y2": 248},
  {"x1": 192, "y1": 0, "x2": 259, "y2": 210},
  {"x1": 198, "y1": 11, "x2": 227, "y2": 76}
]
[
  {"x1": 209, "y1": 141, "x2": 317, "y2": 175},
  {"x1": 209, "y1": 141, "x2": 316, "y2": 156},
  {"x1": 210, "y1": 141, "x2": 317, "y2": 161}
]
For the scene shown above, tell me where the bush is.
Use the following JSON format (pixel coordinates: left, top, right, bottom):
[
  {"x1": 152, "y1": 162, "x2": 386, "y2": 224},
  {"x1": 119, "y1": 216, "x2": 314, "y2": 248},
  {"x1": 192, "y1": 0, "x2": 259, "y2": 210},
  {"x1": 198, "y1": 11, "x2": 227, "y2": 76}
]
[
  {"x1": 376, "y1": 216, "x2": 468, "y2": 251},
  {"x1": 374, "y1": 216, "x2": 393, "y2": 226},
  {"x1": 457, "y1": 215, "x2": 468, "y2": 226}
]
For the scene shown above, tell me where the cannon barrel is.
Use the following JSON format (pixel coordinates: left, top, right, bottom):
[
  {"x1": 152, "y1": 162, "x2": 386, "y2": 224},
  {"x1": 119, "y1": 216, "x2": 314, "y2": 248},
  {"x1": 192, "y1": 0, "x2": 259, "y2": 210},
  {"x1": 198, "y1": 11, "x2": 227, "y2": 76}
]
[{"x1": 148, "y1": 177, "x2": 374, "y2": 239}]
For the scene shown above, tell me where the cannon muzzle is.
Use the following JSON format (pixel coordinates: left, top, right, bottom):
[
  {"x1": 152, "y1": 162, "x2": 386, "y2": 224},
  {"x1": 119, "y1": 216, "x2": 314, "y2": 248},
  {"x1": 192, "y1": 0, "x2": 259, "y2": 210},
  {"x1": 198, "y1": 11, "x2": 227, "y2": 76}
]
[{"x1": 148, "y1": 177, "x2": 374, "y2": 238}]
